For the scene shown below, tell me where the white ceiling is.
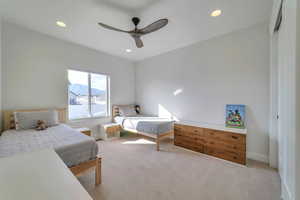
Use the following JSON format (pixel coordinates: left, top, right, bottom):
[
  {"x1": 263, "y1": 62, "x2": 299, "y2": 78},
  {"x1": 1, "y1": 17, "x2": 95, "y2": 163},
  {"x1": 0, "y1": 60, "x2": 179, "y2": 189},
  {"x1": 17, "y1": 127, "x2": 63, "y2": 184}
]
[{"x1": 0, "y1": 0, "x2": 273, "y2": 61}]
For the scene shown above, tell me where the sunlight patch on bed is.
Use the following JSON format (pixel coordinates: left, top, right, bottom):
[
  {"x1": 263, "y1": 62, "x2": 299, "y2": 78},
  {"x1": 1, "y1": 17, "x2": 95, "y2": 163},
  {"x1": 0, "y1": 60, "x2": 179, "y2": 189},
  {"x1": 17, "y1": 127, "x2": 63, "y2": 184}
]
[{"x1": 122, "y1": 139, "x2": 155, "y2": 145}]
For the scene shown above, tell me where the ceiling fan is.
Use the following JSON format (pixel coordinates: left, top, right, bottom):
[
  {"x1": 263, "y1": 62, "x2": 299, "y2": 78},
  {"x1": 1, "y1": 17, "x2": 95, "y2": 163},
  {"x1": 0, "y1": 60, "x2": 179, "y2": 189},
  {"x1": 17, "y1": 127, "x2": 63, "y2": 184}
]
[{"x1": 98, "y1": 17, "x2": 168, "y2": 48}]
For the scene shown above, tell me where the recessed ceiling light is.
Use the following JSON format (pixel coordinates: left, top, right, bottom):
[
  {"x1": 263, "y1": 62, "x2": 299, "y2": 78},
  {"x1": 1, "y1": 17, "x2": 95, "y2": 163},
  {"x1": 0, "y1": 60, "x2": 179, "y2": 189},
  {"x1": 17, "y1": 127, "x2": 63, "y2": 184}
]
[
  {"x1": 211, "y1": 9, "x2": 222, "y2": 17},
  {"x1": 126, "y1": 49, "x2": 132, "y2": 53},
  {"x1": 56, "y1": 21, "x2": 66, "y2": 28}
]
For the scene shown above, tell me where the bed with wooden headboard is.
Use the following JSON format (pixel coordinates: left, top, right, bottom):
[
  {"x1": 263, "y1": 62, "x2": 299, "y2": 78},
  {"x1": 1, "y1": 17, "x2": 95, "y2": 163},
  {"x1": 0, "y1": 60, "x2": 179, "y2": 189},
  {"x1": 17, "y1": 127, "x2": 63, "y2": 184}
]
[
  {"x1": 112, "y1": 105, "x2": 174, "y2": 151},
  {"x1": 3, "y1": 108, "x2": 67, "y2": 131},
  {"x1": 1, "y1": 108, "x2": 101, "y2": 185}
]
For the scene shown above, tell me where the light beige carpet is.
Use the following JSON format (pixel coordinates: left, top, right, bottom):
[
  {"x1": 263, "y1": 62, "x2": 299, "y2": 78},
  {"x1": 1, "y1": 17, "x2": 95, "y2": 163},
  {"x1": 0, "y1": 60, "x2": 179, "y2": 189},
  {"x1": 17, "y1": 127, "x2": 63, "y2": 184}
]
[{"x1": 78, "y1": 136, "x2": 281, "y2": 200}]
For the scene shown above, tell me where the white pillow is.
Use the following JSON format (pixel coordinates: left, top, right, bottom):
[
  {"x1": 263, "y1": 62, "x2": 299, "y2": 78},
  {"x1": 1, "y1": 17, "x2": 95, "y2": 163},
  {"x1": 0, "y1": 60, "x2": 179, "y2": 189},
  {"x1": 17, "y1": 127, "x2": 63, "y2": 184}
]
[
  {"x1": 119, "y1": 105, "x2": 137, "y2": 116},
  {"x1": 14, "y1": 110, "x2": 59, "y2": 130}
]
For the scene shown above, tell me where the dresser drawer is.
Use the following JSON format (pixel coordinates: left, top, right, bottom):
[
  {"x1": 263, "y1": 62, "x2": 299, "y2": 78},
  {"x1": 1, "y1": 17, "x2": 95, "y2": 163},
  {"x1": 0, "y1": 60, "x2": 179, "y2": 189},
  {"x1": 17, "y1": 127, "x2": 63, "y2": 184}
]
[
  {"x1": 175, "y1": 124, "x2": 204, "y2": 136},
  {"x1": 174, "y1": 130, "x2": 185, "y2": 137},
  {"x1": 221, "y1": 132, "x2": 246, "y2": 144},
  {"x1": 204, "y1": 147, "x2": 246, "y2": 165},
  {"x1": 175, "y1": 133, "x2": 207, "y2": 146},
  {"x1": 205, "y1": 145, "x2": 245, "y2": 157},
  {"x1": 174, "y1": 125, "x2": 189, "y2": 136},
  {"x1": 204, "y1": 129, "x2": 224, "y2": 140},
  {"x1": 185, "y1": 125, "x2": 204, "y2": 136},
  {"x1": 222, "y1": 141, "x2": 246, "y2": 152},
  {"x1": 174, "y1": 135, "x2": 194, "y2": 143},
  {"x1": 206, "y1": 139, "x2": 246, "y2": 152},
  {"x1": 175, "y1": 140, "x2": 204, "y2": 153},
  {"x1": 205, "y1": 129, "x2": 245, "y2": 144},
  {"x1": 174, "y1": 124, "x2": 184, "y2": 132}
]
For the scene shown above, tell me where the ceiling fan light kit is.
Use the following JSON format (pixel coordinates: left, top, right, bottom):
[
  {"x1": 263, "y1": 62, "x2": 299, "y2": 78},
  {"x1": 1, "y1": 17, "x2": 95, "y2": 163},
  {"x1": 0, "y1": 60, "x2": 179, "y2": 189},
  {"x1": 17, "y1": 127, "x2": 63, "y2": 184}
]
[{"x1": 98, "y1": 17, "x2": 168, "y2": 48}]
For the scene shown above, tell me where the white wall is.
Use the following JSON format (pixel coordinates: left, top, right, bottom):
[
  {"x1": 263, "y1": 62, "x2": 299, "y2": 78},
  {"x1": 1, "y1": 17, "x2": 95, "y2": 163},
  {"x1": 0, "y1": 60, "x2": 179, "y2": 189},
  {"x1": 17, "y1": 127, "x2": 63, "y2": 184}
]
[
  {"x1": 2, "y1": 22, "x2": 135, "y2": 137},
  {"x1": 296, "y1": 1, "x2": 300, "y2": 198},
  {"x1": 277, "y1": 0, "x2": 297, "y2": 199},
  {"x1": 270, "y1": 0, "x2": 298, "y2": 200},
  {"x1": 269, "y1": 31, "x2": 279, "y2": 169},
  {"x1": 136, "y1": 23, "x2": 270, "y2": 162},
  {"x1": 0, "y1": 19, "x2": 2, "y2": 130}
]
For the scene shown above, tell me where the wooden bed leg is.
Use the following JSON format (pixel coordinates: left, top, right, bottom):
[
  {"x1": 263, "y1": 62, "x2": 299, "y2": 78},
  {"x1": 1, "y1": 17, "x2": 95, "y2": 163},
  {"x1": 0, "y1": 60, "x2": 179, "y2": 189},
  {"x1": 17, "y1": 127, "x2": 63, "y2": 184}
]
[
  {"x1": 95, "y1": 157, "x2": 101, "y2": 185},
  {"x1": 156, "y1": 138, "x2": 160, "y2": 151}
]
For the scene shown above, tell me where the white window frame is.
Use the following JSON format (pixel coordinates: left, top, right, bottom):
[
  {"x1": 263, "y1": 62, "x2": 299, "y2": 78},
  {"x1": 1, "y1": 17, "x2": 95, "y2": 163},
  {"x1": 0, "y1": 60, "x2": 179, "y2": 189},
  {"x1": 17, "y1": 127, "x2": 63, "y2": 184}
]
[{"x1": 67, "y1": 69, "x2": 110, "y2": 120}]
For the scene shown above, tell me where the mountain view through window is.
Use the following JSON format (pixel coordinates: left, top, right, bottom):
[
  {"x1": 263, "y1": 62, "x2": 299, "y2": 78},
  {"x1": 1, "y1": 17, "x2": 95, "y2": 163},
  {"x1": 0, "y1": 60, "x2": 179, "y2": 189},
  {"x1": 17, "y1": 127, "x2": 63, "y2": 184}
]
[{"x1": 68, "y1": 70, "x2": 109, "y2": 120}]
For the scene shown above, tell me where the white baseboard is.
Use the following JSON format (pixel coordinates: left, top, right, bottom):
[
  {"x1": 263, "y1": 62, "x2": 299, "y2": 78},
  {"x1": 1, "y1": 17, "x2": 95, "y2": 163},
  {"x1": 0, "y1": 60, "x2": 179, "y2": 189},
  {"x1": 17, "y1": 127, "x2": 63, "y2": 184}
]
[
  {"x1": 247, "y1": 152, "x2": 269, "y2": 163},
  {"x1": 282, "y1": 181, "x2": 293, "y2": 200}
]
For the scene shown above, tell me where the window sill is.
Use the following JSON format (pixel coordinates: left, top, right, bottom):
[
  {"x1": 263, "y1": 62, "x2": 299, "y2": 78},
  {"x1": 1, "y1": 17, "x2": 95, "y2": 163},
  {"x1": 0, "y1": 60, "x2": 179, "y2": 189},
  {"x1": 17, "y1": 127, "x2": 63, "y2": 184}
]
[{"x1": 68, "y1": 116, "x2": 111, "y2": 123}]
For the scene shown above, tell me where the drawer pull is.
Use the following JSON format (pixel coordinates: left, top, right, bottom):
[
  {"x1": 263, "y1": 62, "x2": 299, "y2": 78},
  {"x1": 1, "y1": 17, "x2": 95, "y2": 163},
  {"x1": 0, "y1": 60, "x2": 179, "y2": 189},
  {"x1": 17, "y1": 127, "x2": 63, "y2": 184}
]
[{"x1": 232, "y1": 136, "x2": 238, "y2": 139}]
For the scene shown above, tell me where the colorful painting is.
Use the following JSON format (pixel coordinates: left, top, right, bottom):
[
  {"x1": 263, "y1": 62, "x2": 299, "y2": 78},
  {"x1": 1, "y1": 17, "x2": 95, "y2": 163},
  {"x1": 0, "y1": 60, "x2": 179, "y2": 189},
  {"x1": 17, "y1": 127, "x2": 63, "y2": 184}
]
[{"x1": 225, "y1": 104, "x2": 246, "y2": 129}]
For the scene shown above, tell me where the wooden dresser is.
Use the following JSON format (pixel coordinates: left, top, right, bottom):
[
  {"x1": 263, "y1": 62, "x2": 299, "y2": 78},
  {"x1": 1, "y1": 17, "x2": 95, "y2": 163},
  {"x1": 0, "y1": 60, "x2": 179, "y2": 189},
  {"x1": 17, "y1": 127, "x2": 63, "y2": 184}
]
[{"x1": 174, "y1": 123, "x2": 247, "y2": 165}]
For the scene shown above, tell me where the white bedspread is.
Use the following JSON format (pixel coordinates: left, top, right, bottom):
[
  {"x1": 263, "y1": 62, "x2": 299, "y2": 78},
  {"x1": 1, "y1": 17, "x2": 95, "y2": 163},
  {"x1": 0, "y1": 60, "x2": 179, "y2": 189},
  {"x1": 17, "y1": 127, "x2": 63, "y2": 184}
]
[{"x1": 115, "y1": 115, "x2": 174, "y2": 135}]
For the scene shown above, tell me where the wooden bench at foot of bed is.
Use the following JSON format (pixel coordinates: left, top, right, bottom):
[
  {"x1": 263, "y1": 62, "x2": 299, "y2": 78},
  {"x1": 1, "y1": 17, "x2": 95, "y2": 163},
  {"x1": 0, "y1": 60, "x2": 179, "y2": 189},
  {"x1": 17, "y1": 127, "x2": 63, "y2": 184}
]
[{"x1": 69, "y1": 156, "x2": 102, "y2": 185}]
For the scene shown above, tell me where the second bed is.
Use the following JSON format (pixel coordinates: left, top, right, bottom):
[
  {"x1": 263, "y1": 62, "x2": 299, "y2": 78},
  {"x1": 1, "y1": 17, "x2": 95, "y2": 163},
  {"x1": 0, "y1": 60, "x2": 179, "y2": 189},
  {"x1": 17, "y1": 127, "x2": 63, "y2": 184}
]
[{"x1": 113, "y1": 105, "x2": 174, "y2": 151}]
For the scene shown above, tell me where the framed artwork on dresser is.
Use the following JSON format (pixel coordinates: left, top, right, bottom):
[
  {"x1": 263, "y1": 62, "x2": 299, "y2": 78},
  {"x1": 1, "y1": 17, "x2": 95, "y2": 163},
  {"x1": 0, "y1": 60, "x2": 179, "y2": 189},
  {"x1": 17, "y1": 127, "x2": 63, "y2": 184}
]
[{"x1": 225, "y1": 104, "x2": 246, "y2": 129}]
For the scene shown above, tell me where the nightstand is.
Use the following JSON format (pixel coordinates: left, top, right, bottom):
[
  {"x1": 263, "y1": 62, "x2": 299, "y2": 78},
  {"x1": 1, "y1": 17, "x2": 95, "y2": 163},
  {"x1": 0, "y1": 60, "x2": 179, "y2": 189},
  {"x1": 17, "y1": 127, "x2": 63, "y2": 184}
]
[
  {"x1": 102, "y1": 123, "x2": 121, "y2": 140},
  {"x1": 76, "y1": 128, "x2": 91, "y2": 136}
]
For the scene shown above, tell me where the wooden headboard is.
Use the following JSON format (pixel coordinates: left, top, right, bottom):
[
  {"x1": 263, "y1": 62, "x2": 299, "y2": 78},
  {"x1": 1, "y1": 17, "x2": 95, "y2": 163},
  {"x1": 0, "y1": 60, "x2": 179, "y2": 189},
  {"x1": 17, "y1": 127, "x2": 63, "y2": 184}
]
[
  {"x1": 3, "y1": 108, "x2": 67, "y2": 131},
  {"x1": 112, "y1": 104, "x2": 138, "y2": 118}
]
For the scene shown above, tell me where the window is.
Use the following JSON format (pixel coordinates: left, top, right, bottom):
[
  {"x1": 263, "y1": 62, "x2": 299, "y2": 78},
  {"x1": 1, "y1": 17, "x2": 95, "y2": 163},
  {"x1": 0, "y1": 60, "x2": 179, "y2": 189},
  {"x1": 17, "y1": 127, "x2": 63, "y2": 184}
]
[{"x1": 68, "y1": 69, "x2": 109, "y2": 120}]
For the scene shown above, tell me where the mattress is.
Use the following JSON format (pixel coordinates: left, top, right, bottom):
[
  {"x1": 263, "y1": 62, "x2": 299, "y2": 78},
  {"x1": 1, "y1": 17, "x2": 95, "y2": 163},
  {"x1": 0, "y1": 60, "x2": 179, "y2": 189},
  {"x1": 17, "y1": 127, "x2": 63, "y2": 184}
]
[
  {"x1": 115, "y1": 115, "x2": 174, "y2": 135},
  {"x1": 0, "y1": 124, "x2": 98, "y2": 167}
]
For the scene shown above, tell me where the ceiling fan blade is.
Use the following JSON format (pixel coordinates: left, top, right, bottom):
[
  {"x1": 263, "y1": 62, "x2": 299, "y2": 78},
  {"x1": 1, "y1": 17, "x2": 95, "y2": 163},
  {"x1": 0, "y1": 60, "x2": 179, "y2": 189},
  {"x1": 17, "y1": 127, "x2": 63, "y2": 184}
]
[
  {"x1": 98, "y1": 22, "x2": 129, "y2": 33},
  {"x1": 133, "y1": 36, "x2": 144, "y2": 48},
  {"x1": 140, "y1": 19, "x2": 168, "y2": 34}
]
